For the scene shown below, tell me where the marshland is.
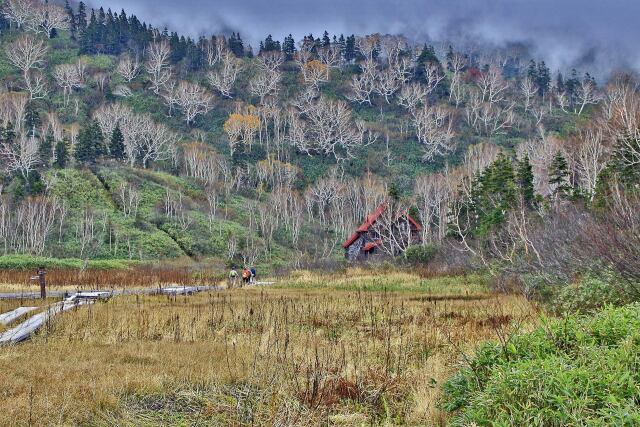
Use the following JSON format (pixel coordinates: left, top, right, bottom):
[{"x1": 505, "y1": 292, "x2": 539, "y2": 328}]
[{"x1": 0, "y1": 269, "x2": 538, "y2": 425}]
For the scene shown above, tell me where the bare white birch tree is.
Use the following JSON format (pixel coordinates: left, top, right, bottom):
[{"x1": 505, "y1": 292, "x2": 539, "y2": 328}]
[
  {"x1": 0, "y1": 132, "x2": 39, "y2": 179},
  {"x1": 5, "y1": 34, "x2": 48, "y2": 79},
  {"x1": 53, "y1": 61, "x2": 86, "y2": 106},
  {"x1": 413, "y1": 104, "x2": 456, "y2": 161},
  {"x1": 348, "y1": 59, "x2": 377, "y2": 105},
  {"x1": 116, "y1": 54, "x2": 141, "y2": 82},
  {"x1": 146, "y1": 40, "x2": 172, "y2": 94},
  {"x1": 207, "y1": 51, "x2": 243, "y2": 98},
  {"x1": 165, "y1": 80, "x2": 213, "y2": 125},
  {"x1": 575, "y1": 77, "x2": 601, "y2": 115}
]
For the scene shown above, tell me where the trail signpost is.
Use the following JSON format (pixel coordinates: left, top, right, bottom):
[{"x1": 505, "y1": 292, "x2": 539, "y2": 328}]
[{"x1": 30, "y1": 267, "x2": 47, "y2": 299}]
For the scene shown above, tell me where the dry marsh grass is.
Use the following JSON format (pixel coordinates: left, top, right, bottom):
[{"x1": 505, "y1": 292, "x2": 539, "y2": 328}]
[
  {"x1": 0, "y1": 270, "x2": 537, "y2": 426},
  {"x1": 0, "y1": 265, "x2": 225, "y2": 293}
]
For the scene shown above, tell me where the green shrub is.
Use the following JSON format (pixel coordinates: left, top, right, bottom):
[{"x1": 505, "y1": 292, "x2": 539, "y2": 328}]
[
  {"x1": 404, "y1": 244, "x2": 437, "y2": 265},
  {"x1": 553, "y1": 273, "x2": 637, "y2": 314},
  {"x1": 441, "y1": 303, "x2": 640, "y2": 426},
  {"x1": 79, "y1": 54, "x2": 114, "y2": 70}
]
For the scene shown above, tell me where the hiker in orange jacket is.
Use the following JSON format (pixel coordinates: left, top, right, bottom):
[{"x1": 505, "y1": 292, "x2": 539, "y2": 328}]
[{"x1": 241, "y1": 267, "x2": 251, "y2": 286}]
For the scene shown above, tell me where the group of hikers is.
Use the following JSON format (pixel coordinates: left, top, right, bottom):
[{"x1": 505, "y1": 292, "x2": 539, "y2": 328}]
[{"x1": 228, "y1": 266, "x2": 257, "y2": 288}]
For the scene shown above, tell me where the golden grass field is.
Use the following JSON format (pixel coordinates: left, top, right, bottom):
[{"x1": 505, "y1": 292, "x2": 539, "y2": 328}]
[{"x1": 0, "y1": 269, "x2": 538, "y2": 426}]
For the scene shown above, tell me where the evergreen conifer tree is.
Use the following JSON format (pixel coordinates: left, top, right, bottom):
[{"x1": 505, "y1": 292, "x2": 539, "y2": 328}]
[
  {"x1": 414, "y1": 45, "x2": 442, "y2": 82},
  {"x1": 322, "y1": 31, "x2": 330, "y2": 47},
  {"x1": 516, "y1": 155, "x2": 536, "y2": 207},
  {"x1": 39, "y1": 130, "x2": 54, "y2": 167},
  {"x1": 64, "y1": 0, "x2": 77, "y2": 39},
  {"x1": 24, "y1": 103, "x2": 40, "y2": 137},
  {"x1": 472, "y1": 154, "x2": 517, "y2": 234},
  {"x1": 77, "y1": 2, "x2": 87, "y2": 35},
  {"x1": 345, "y1": 35, "x2": 356, "y2": 62},
  {"x1": 536, "y1": 61, "x2": 551, "y2": 96},
  {"x1": 549, "y1": 151, "x2": 571, "y2": 200},
  {"x1": 1, "y1": 122, "x2": 15, "y2": 146},
  {"x1": 75, "y1": 120, "x2": 105, "y2": 165},
  {"x1": 283, "y1": 34, "x2": 296, "y2": 60},
  {"x1": 54, "y1": 140, "x2": 69, "y2": 169},
  {"x1": 110, "y1": 125, "x2": 125, "y2": 161}
]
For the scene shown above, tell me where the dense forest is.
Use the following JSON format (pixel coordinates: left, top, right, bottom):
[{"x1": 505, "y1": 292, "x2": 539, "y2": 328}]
[{"x1": 0, "y1": 0, "x2": 637, "y2": 296}]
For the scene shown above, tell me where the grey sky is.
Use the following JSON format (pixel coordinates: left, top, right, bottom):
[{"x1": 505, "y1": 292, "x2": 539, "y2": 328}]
[{"x1": 89, "y1": 0, "x2": 640, "y2": 76}]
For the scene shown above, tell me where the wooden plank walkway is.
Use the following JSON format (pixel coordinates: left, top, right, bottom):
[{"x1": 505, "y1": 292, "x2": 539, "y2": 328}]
[
  {"x1": 0, "y1": 283, "x2": 273, "y2": 345},
  {"x1": 0, "y1": 285, "x2": 224, "y2": 345},
  {"x1": 0, "y1": 300, "x2": 93, "y2": 345},
  {"x1": 0, "y1": 307, "x2": 38, "y2": 325}
]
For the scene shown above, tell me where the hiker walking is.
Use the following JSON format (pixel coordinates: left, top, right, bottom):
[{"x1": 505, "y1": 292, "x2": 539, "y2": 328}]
[
  {"x1": 250, "y1": 267, "x2": 257, "y2": 284},
  {"x1": 241, "y1": 267, "x2": 251, "y2": 286},
  {"x1": 228, "y1": 267, "x2": 238, "y2": 288}
]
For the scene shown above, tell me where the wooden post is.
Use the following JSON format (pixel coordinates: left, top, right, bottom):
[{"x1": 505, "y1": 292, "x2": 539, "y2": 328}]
[{"x1": 38, "y1": 266, "x2": 46, "y2": 299}]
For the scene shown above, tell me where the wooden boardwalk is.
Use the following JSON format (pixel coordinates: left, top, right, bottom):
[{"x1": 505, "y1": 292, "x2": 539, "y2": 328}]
[
  {"x1": 0, "y1": 307, "x2": 38, "y2": 325},
  {"x1": 0, "y1": 300, "x2": 93, "y2": 345},
  {"x1": 0, "y1": 285, "x2": 224, "y2": 345}
]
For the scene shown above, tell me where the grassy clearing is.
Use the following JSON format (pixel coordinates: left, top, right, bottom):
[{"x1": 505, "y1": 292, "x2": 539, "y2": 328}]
[
  {"x1": 278, "y1": 269, "x2": 489, "y2": 295},
  {"x1": 0, "y1": 269, "x2": 537, "y2": 426}
]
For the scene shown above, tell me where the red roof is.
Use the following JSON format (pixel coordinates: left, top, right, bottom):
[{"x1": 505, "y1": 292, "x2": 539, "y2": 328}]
[
  {"x1": 342, "y1": 201, "x2": 423, "y2": 249},
  {"x1": 342, "y1": 232, "x2": 360, "y2": 249},
  {"x1": 357, "y1": 202, "x2": 388, "y2": 232}
]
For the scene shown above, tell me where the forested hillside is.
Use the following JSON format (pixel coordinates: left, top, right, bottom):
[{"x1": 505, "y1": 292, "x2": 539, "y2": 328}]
[{"x1": 0, "y1": 0, "x2": 637, "y2": 283}]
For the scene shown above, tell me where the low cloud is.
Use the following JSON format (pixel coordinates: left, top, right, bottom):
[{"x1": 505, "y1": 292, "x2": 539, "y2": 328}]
[{"x1": 91, "y1": 0, "x2": 640, "y2": 77}]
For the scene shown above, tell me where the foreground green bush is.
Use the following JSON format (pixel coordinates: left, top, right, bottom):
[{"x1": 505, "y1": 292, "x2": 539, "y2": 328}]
[
  {"x1": 442, "y1": 303, "x2": 640, "y2": 426},
  {"x1": 553, "y1": 273, "x2": 638, "y2": 314}
]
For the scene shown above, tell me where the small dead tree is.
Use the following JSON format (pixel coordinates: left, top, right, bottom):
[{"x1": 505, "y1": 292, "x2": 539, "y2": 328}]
[
  {"x1": 520, "y1": 76, "x2": 537, "y2": 112},
  {"x1": 164, "y1": 189, "x2": 192, "y2": 232},
  {"x1": 204, "y1": 184, "x2": 219, "y2": 231},
  {"x1": 117, "y1": 183, "x2": 140, "y2": 218}
]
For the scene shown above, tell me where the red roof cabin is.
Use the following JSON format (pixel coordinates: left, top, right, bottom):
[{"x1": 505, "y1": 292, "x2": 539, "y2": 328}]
[{"x1": 342, "y1": 202, "x2": 422, "y2": 261}]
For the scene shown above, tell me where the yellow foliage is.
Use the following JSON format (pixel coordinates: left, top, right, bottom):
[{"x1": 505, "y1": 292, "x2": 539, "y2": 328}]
[
  {"x1": 303, "y1": 59, "x2": 328, "y2": 74},
  {"x1": 223, "y1": 112, "x2": 260, "y2": 134}
]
